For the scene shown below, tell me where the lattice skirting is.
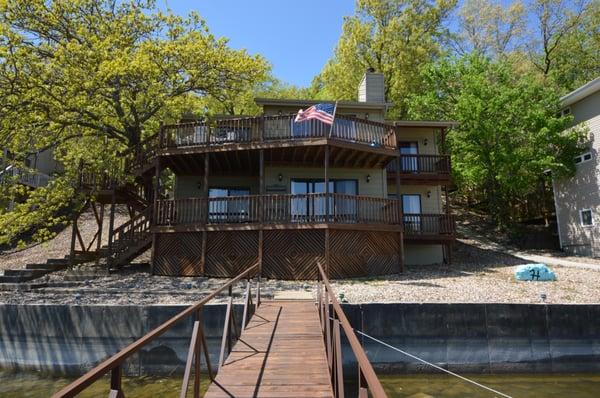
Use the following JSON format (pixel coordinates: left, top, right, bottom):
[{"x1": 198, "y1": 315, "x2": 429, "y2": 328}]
[
  {"x1": 152, "y1": 229, "x2": 401, "y2": 279},
  {"x1": 328, "y1": 230, "x2": 400, "y2": 278},
  {"x1": 153, "y1": 232, "x2": 203, "y2": 276}
]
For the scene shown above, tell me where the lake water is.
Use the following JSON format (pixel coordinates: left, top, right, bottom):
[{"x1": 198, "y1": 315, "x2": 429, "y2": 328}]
[{"x1": 2, "y1": 369, "x2": 600, "y2": 397}]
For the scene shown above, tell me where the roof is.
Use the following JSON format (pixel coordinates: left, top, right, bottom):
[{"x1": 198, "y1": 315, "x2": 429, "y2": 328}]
[
  {"x1": 560, "y1": 76, "x2": 600, "y2": 107},
  {"x1": 391, "y1": 120, "x2": 459, "y2": 128},
  {"x1": 254, "y1": 97, "x2": 392, "y2": 111}
]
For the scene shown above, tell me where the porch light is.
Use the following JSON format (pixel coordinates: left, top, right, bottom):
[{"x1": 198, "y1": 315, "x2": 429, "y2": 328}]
[
  {"x1": 366, "y1": 174, "x2": 371, "y2": 183},
  {"x1": 278, "y1": 173, "x2": 283, "y2": 182},
  {"x1": 427, "y1": 190, "x2": 431, "y2": 198},
  {"x1": 423, "y1": 138, "x2": 428, "y2": 146}
]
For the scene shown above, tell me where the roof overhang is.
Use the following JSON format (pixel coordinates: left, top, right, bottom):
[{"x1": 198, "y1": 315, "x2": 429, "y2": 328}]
[
  {"x1": 391, "y1": 120, "x2": 458, "y2": 128},
  {"x1": 254, "y1": 97, "x2": 392, "y2": 111},
  {"x1": 560, "y1": 76, "x2": 600, "y2": 107}
]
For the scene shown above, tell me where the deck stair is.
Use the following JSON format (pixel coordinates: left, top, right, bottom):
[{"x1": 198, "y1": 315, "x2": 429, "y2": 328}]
[{"x1": 0, "y1": 258, "x2": 69, "y2": 283}]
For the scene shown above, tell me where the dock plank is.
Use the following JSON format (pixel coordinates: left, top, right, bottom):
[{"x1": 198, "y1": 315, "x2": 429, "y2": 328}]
[{"x1": 205, "y1": 300, "x2": 333, "y2": 398}]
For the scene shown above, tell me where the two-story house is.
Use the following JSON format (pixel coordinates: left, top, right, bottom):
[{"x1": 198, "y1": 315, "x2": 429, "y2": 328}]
[
  {"x1": 131, "y1": 71, "x2": 456, "y2": 279},
  {"x1": 553, "y1": 76, "x2": 600, "y2": 257}
]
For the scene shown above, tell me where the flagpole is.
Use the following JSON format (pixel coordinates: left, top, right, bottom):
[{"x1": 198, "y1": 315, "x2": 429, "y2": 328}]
[{"x1": 328, "y1": 100, "x2": 338, "y2": 138}]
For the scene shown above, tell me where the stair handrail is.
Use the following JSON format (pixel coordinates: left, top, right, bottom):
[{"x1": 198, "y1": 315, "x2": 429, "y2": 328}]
[
  {"x1": 317, "y1": 262, "x2": 388, "y2": 398},
  {"x1": 52, "y1": 262, "x2": 260, "y2": 398}
]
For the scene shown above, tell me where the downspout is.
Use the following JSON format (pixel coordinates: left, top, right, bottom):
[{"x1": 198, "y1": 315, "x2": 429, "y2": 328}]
[{"x1": 550, "y1": 176, "x2": 564, "y2": 250}]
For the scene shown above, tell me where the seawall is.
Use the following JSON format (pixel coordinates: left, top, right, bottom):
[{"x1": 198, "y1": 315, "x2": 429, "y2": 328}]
[{"x1": 0, "y1": 303, "x2": 598, "y2": 375}]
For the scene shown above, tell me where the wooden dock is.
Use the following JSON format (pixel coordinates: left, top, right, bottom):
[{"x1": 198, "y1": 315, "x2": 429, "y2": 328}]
[{"x1": 205, "y1": 300, "x2": 333, "y2": 398}]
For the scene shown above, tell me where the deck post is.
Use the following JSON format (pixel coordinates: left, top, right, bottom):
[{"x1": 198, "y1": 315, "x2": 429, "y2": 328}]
[
  {"x1": 324, "y1": 145, "x2": 330, "y2": 223},
  {"x1": 324, "y1": 146, "x2": 330, "y2": 277},
  {"x1": 69, "y1": 212, "x2": 78, "y2": 267},
  {"x1": 107, "y1": 188, "x2": 116, "y2": 269},
  {"x1": 95, "y1": 203, "x2": 104, "y2": 266},
  {"x1": 396, "y1": 156, "x2": 405, "y2": 272},
  {"x1": 258, "y1": 149, "x2": 264, "y2": 276},
  {"x1": 201, "y1": 153, "x2": 209, "y2": 275}
]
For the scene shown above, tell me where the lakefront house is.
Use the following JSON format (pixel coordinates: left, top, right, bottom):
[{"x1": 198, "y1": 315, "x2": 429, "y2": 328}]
[
  {"x1": 553, "y1": 76, "x2": 600, "y2": 257},
  {"x1": 69, "y1": 70, "x2": 455, "y2": 279},
  {"x1": 135, "y1": 71, "x2": 456, "y2": 279}
]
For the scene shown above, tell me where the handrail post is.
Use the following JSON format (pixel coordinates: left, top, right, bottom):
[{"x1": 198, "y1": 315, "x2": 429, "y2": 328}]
[
  {"x1": 333, "y1": 318, "x2": 344, "y2": 398},
  {"x1": 109, "y1": 366, "x2": 124, "y2": 398}
]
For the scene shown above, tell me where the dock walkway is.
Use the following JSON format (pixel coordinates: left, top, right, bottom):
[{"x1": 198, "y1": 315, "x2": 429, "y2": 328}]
[{"x1": 205, "y1": 299, "x2": 333, "y2": 398}]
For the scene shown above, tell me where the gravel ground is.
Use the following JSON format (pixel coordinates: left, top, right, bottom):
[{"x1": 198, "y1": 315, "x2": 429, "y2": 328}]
[
  {"x1": 0, "y1": 207, "x2": 130, "y2": 271},
  {"x1": 1, "y1": 240, "x2": 599, "y2": 305}
]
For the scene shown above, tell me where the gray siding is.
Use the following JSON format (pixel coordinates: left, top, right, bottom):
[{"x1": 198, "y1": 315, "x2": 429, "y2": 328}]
[{"x1": 554, "y1": 89, "x2": 600, "y2": 256}]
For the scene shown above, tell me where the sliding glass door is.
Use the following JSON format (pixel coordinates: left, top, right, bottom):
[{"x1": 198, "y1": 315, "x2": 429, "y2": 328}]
[
  {"x1": 399, "y1": 142, "x2": 418, "y2": 172},
  {"x1": 402, "y1": 194, "x2": 422, "y2": 233},
  {"x1": 290, "y1": 179, "x2": 357, "y2": 222},
  {"x1": 208, "y1": 188, "x2": 251, "y2": 223}
]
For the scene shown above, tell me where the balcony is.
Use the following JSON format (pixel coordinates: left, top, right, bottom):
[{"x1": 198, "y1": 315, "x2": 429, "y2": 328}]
[
  {"x1": 155, "y1": 193, "x2": 402, "y2": 228},
  {"x1": 387, "y1": 154, "x2": 451, "y2": 184},
  {"x1": 153, "y1": 194, "x2": 456, "y2": 240},
  {"x1": 129, "y1": 115, "x2": 398, "y2": 172},
  {"x1": 403, "y1": 213, "x2": 456, "y2": 240},
  {"x1": 0, "y1": 166, "x2": 51, "y2": 188}
]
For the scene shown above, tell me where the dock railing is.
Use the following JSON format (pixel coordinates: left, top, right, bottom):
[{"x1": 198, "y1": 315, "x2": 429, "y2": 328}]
[
  {"x1": 51, "y1": 263, "x2": 260, "y2": 398},
  {"x1": 317, "y1": 262, "x2": 387, "y2": 398}
]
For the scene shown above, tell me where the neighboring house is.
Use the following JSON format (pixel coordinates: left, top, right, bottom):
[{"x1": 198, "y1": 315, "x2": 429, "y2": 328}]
[
  {"x1": 553, "y1": 77, "x2": 600, "y2": 257},
  {"x1": 144, "y1": 70, "x2": 456, "y2": 278},
  {"x1": 0, "y1": 147, "x2": 61, "y2": 189}
]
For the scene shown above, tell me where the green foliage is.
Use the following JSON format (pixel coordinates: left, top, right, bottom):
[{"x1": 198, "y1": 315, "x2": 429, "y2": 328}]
[
  {"x1": 0, "y1": 177, "x2": 79, "y2": 247},
  {"x1": 312, "y1": 0, "x2": 456, "y2": 118},
  {"x1": 0, "y1": 0, "x2": 271, "y2": 246},
  {"x1": 409, "y1": 54, "x2": 586, "y2": 225}
]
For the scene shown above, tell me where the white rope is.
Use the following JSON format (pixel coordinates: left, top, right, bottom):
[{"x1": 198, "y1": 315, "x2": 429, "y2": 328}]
[{"x1": 354, "y1": 330, "x2": 513, "y2": 398}]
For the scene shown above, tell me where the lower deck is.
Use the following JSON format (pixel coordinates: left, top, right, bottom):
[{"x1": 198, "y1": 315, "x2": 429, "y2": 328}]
[{"x1": 205, "y1": 300, "x2": 333, "y2": 398}]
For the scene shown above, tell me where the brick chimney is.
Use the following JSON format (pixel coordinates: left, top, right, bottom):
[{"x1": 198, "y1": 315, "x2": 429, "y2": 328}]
[{"x1": 358, "y1": 68, "x2": 385, "y2": 103}]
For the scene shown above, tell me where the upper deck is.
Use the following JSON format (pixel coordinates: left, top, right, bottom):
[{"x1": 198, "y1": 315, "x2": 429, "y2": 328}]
[{"x1": 129, "y1": 114, "x2": 398, "y2": 173}]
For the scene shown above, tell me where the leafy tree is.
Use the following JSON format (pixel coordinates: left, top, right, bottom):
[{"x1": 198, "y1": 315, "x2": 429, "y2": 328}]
[
  {"x1": 312, "y1": 0, "x2": 456, "y2": 118},
  {"x1": 453, "y1": 0, "x2": 526, "y2": 57},
  {"x1": 0, "y1": 0, "x2": 269, "y2": 152},
  {"x1": 0, "y1": 0, "x2": 270, "y2": 246},
  {"x1": 544, "y1": 0, "x2": 600, "y2": 92},
  {"x1": 527, "y1": 0, "x2": 591, "y2": 77},
  {"x1": 409, "y1": 54, "x2": 585, "y2": 226}
]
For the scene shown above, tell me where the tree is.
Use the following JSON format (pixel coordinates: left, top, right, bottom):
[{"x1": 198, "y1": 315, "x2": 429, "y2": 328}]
[
  {"x1": 409, "y1": 54, "x2": 585, "y2": 226},
  {"x1": 453, "y1": 0, "x2": 526, "y2": 57},
  {"x1": 0, "y1": 0, "x2": 270, "y2": 246},
  {"x1": 0, "y1": 0, "x2": 269, "y2": 154},
  {"x1": 528, "y1": 0, "x2": 591, "y2": 77},
  {"x1": 312, "y1": 0, "x2": 456, "y2": 118},
  {"x1": 545, "y1": 0, "x2": 600, "y2": 92}
]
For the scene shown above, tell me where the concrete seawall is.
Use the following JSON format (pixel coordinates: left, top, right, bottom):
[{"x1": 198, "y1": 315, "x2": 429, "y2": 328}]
[{"x1": 0, "y1": 303, "x2": 599, "y2": 375}]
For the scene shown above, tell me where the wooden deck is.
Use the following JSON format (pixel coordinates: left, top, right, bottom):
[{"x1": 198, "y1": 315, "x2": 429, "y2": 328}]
[{"x1": 205, "y1": 300, "x2": 333, "y2": 398}]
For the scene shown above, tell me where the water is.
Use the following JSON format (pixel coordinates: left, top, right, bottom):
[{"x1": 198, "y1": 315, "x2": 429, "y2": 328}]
[{"x1": 2, "y1": 369, "x2": 600, "y2": 397}]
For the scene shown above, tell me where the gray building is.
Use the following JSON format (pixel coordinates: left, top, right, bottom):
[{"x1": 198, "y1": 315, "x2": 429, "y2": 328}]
[{"x1": 553, "y1": 77, "x2": 600, "y2": 256}]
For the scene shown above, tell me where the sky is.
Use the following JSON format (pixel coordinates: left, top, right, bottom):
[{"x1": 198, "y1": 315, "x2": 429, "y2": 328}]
[{"x1": 160, "y1": 1, "x2": 356, "y2": 87}]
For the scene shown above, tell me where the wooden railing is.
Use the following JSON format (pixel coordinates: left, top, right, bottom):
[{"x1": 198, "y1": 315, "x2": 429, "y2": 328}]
[
  {"x1": 155, "y1": 194, "x2": 403, "y2": 226},
  {"x1": 78, "y1": 160, "x2": 129, "y2": 190},
  {"x1": 52, "y1": 263, "x2": 260, "y2": 398},
  {"x1": 107, "y1": 207, "x2": 152, "y2": 264},
  {"x1": 403, "y1": 213, "x2": 456, "y2": 236},
  {"x1": 387, "y1": 154, "x2": 451, "y2": 174},
  {"x1": 317, "y1": 262, "x2": 387, "y2": 398}
]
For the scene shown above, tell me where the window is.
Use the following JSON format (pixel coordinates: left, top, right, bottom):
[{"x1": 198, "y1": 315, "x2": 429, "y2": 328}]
[
  {"x1": 580, "y1": 209, "x2": 593, "y2": 227},
  {"x1": 574, "y1": 151, "x2": 593, "y2": 165},
  {"x1": 557, "y1": 107, "x2": 571, "y2": 118}
]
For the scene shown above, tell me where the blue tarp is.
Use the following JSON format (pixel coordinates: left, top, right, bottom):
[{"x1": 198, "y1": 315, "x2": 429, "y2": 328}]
[{"x1": 515, "y1": 263, "x2": 557, "y2": 281}]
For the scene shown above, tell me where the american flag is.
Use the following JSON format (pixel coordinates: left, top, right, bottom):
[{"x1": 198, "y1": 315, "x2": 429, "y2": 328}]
[{"x1": 294, "y1": 103, "x2": 336, "y2": 125}]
